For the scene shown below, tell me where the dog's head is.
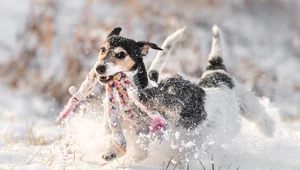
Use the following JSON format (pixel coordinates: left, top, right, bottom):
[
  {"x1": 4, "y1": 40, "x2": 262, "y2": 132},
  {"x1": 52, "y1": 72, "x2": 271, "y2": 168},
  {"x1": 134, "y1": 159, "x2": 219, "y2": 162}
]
[{"x1": 94, "y1": 27, "x2": 162, "y2": 83}]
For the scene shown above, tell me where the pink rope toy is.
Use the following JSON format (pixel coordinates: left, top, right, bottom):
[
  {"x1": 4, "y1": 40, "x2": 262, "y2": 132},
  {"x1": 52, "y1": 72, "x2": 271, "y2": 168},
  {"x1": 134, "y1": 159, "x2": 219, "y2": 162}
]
[{"x1": 59, "y1": 70, "x2": 169, "y2": 147}]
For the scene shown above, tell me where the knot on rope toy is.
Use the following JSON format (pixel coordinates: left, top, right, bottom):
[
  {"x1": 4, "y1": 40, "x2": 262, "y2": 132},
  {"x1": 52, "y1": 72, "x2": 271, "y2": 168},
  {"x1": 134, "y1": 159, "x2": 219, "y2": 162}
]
[
  {"x1": 105, "y1": 72, "x2": 169, "y2": 143},
  {"x1": 106, "y1": 72, "x2": 137, "y2": 120}
]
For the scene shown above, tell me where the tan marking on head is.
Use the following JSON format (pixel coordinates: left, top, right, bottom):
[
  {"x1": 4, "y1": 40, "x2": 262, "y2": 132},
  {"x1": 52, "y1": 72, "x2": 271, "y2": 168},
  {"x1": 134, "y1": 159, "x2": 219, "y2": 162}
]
[
  {"x1": 97, "y1": 42, "x2": 111, "y2": 61},
  {"x1": 108, "y1": 46, "x2": 135, "y2": 71},
  {"x1": 113, "y1": 55, "x2": 135, "y2": 71},
  {"x1": 113, "y1": 47, "x2": 125, "y2": 54},
  {"x1": 97, "y1": 44, "x2": 136, "y2": 72}
]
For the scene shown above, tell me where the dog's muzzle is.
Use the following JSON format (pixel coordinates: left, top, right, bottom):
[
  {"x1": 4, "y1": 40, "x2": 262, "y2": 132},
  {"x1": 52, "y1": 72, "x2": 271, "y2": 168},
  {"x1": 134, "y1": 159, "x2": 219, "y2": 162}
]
[{"x1": 96, "y1": 65, "x2": 106, "y2": 74}]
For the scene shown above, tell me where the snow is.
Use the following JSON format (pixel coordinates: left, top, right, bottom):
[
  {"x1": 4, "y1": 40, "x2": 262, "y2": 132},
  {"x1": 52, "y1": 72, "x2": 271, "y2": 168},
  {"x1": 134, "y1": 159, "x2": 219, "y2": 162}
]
[
  {"x1": 1, "y1": 0, "x2": 300, "y2": 169},
  {"x1": 2, "y1": 87, "x2": 299, "y2": 170},
  {"x1": 175, "y1": 131, "x2": 180, "y2": 139}
]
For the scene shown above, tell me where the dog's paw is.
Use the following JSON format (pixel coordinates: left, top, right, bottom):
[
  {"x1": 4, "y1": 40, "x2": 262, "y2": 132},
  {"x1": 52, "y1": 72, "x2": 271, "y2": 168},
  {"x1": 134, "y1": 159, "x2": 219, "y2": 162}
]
[
  {"x1": 133, "y1": 152, "x2": 148, "y2": 163},
  {"x1": 257, "y1": 115, "x2": 275, "y2": 137},
  {"x1": 132, "y1": 142, "x2": 149, "y2": 163},
  {"x1": 101, "y1": 142, "x2": 127, "y2": 162},
  {"x1": 102, "y1": 151, "x2": 117, "y2": 161}
]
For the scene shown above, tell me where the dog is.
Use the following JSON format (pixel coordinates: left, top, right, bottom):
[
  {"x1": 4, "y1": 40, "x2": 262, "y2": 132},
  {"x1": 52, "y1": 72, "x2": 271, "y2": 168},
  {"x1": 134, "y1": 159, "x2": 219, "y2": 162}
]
[
  {"x1": 92, "y1": 27, "x2": 184, "y2": 162},
  {"x1": 94, "y1": 26, "x2": 275, "y2": 162}
]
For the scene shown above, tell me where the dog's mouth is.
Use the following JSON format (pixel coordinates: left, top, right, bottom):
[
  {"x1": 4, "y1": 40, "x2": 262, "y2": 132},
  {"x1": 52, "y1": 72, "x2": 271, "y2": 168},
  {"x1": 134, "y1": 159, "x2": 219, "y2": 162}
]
[{"x1": 99, "y1": 75, "x2": 114, "y2": 83}]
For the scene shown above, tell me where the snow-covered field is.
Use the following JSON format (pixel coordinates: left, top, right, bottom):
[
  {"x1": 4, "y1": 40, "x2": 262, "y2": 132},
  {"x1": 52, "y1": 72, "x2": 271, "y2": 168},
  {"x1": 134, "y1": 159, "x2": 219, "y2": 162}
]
[{"x1": 1, "y1": 0, "x2": 300, "y2": 169}]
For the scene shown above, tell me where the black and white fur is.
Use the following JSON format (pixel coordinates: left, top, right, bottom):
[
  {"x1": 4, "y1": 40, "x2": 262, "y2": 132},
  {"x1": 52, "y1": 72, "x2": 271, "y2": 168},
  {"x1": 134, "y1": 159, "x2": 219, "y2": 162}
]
[
  {"x1": 96, "y1": 27, "x2": 185, "y2": 162},
  {"x1": 135, "y1": 26, "x2": 275, "y2": 148},
  {"x1": 202, "y1": 26, "x2": 275, "y2": 137},
  {"x1": 97, "y1": 26, "x2": 275, "y2": 162},
  {"x1": 139, "y1": 26, "x2": 274, "y2": 137}
]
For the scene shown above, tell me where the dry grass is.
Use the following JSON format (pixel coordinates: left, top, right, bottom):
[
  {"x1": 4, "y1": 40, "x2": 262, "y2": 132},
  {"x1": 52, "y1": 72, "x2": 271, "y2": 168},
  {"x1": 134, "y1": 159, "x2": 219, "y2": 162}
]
[
  {"x1": 0, "y1": 0, "x2": 217, "y2": 105},
  {"x1": 43, "y1": 150, "x2": 56, "y2": 167},
  {"x1": 1, "y1": 121, "x2": 59, "y2": 169},
  {"x1": 159, "y1": 155, "x2": 242, "y2": 170},
  {"x1": 27, "y1": 148, "x2": 41, "y2": 164},
  {"x1": 3, "y1": 122, "x2": 48, "y2": 147},
  {"x1": 0, "y1": 0, "x2": 298, "y2": 107},
  {"x1": 27, "y1": 123, "x2": 47, "y2": 146}
]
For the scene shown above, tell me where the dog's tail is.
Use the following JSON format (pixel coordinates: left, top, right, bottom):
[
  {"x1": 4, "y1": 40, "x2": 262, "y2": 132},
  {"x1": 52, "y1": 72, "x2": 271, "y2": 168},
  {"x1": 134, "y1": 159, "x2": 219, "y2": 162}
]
[
  {"x1": 206, "y1": 25, "x2": 226, "y2": 71},
  {"x1": 148, "y1": 27, "x2": 185, "y2": 82},
  {"x1": 236, "y1": 82, "x2": 275, "y2": 137}
]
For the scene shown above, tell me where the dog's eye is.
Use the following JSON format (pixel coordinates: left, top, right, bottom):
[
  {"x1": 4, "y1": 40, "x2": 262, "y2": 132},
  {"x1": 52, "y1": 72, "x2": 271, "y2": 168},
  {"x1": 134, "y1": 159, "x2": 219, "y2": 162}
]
[
  {"x1": 116, "y1": 51, "x2": 126, "y2": 59},
  {"x1": 100, "y1": 47, "x2": 106, "y2": 54}
]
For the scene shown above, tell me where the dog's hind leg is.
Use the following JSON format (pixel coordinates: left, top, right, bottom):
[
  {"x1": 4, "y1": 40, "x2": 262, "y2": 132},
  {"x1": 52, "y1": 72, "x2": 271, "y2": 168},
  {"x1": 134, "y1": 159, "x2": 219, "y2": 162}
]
[
  {"x1": 205, "y1": 26, "x2": 275, "y2": 137},
  {"x1": 148, "y1": 27, "x2": 185, "y2": 83},
  {"x1": 235, "y1": 82, "x2": 275, "y2": 137}
]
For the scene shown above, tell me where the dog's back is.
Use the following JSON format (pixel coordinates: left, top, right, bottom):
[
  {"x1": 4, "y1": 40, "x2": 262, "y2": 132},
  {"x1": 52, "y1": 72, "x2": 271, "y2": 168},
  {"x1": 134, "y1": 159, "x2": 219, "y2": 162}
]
[
  {"x1": 143, "y1": 25, "x2": 275, "y2": 137},
  {"x1": 140, "y1": 26, "x2": 239, "y2": 131}
]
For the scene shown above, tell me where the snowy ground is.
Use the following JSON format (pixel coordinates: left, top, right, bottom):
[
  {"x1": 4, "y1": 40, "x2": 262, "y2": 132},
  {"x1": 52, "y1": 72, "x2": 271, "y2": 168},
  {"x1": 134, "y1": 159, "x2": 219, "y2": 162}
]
[
  {"x1": 1, "y1": 85, "x2": 300, "y2": 170},
  {"x1": 1, "y1": 0, "x2": 300, "y2": 169}
]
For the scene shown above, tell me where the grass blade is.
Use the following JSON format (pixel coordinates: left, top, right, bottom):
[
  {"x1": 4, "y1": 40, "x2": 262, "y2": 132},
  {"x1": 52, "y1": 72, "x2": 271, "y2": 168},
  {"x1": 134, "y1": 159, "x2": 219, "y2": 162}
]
[
  {"x1": 166, "y1": 156, "x2": 173, "y2": 169},
  {"x1": 27, "y1": 148, "x2": 41, "y2": 164},
  {"x1": 172, "y1": 159, "x2": 182, "y2": 170},
  {"x1": 211, "y1": 156, "x2": 215, "y2": 170},
  {"x1": 219, "y1": 156, "x2": 225, "y2": 170},
  {"x1": 198, "y1": 159, "x2": 206, "y2": 170},
  {"x1": 226, "y1": 163, "x2": 232, "y2": 170}
]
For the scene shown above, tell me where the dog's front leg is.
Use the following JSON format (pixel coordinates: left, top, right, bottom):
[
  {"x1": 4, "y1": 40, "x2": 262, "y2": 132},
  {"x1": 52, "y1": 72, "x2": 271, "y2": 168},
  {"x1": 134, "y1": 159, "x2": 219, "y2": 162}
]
[
  {"x1": 102, "y1": 111, "x2": 127, "y2": 161},
  {"x1": 102, "y1": 86, "x2": 127, "y2": 161}
]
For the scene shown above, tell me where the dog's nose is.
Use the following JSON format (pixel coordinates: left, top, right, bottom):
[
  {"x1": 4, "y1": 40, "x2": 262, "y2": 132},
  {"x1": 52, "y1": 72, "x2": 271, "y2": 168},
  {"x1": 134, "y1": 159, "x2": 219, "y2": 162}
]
[{"x1": 96, "y1": 65, "x2": 106, "y2": 74}]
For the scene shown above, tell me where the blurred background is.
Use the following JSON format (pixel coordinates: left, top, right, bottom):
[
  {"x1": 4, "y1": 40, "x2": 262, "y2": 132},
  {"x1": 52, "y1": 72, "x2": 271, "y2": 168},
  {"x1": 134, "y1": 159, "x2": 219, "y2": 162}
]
[
  {"x1": 0, "y1": 0, "x2": 300, "y2": 169},
  {"x1": 0, "y1": 0, "x2": 299, "y2": 126}
]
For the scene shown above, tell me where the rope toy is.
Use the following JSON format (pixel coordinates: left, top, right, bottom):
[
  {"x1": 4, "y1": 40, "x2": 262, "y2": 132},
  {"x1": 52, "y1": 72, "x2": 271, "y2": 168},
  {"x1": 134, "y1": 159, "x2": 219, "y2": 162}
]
[
  {"x1": 104, "y1": 72, "x2": 138, "y2": 148},
  {"x1": 59, "y1": 70, "x2": 169, "y2": 148}
]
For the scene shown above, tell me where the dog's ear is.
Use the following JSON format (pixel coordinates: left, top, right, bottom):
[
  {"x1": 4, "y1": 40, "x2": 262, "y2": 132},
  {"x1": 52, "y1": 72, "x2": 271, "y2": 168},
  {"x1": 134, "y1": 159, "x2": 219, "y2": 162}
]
[
  {"x1": 107, "y1": 27, "x2": 122, "y2": 38},
  {"x1": 136, "y1": 41, "x2": 163, "y2": 56}
]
